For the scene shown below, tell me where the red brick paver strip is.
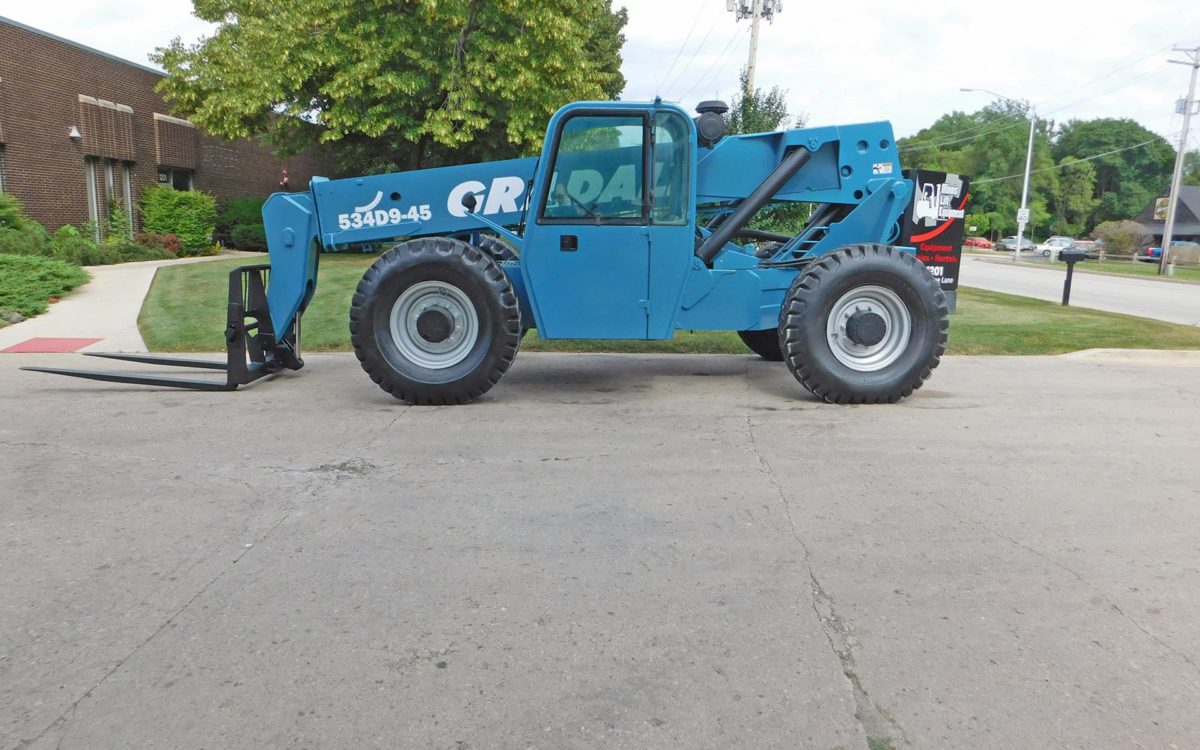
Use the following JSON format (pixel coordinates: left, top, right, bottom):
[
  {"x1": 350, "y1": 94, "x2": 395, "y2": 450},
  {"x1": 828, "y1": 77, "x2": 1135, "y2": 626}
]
[{"x1": 2, "y1": 338, "x2": 104, "y2": 353}]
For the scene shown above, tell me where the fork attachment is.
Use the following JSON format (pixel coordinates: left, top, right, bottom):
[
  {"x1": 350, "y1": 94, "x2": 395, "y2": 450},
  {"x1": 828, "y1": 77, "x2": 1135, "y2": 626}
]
[{"x1": 22, "y1": 264, "x2": 303, "y2": 391}]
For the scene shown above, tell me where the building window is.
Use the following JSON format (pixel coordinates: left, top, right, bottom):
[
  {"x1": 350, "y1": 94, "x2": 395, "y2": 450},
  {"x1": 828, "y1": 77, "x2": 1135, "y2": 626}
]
[
  {"x1": 0, "y1": 146, "x2": 6, "y2": 194},
  {"x1": 158, "y1": 167, "x2": 193, "y2": 191},
  {"x1": 122, "y1": 163, "x2": 134, "y2": 232},
  {"x1": 85, "y1": 157, "x2": 100, "y2": 240},
  {"x1": 105, "y1": 160, "x2": 115, "y2": 204}
]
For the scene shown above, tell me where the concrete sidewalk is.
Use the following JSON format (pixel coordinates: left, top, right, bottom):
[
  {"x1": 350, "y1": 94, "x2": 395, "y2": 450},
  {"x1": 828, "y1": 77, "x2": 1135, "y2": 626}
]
[{"x1": 0, "y1": 251, "x2": 258, "y2": 353}]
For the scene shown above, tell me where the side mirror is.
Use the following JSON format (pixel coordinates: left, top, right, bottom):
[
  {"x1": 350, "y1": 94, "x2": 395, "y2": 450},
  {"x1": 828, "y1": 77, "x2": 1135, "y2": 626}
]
[{"x1": 461, "y1": 193, "x2": 478, "y2": 213}]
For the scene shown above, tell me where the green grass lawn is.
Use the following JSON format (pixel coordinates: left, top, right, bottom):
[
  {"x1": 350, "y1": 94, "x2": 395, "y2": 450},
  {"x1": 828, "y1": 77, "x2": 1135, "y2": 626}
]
[
  {"x1": 1072, "y1": 259, "x2": 1200, "y2": 283},
  {"x1": 139, "y1": 253, "x2": 1200, "y2": 355},
  {"x1": 996, "y1": 254, "x2": 1200, "y2": 283}
]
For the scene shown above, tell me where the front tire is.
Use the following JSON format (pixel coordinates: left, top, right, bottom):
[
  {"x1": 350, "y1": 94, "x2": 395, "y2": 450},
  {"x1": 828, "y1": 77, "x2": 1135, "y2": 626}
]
[
  {"x1": 349, "y1": 238, "x2": 521, "y2": 405},
  {"x1": 780, "y1": 244, "x2": 948, "y2": 404}
]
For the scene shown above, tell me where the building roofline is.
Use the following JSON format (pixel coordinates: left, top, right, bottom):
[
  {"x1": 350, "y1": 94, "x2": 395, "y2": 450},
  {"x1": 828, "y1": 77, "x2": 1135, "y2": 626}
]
[{"x1": 0, "y1": 15, "x2": 166, "y2": 78}]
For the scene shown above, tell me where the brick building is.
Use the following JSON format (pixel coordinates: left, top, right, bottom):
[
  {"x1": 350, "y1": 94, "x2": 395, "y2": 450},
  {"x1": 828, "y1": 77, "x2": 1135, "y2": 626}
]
[{"x1": 0, "y1": 16, "x2": 333, "y2": 234}]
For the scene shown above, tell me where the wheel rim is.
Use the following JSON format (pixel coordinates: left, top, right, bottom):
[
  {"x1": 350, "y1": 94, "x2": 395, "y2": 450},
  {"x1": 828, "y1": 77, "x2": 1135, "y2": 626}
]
[
  {"x1": 389, "y1": 281, "x2": 479, "y2": 369},
  {"x1": 825, "y1": 284, "x2": 912, "y2": 372}
]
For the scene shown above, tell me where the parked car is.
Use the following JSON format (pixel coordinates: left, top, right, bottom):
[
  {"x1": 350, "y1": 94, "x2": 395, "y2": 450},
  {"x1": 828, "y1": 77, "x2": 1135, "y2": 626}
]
[
  {"x1": 1063, "y1": 240, "x2": 1097, "y2": 260},
  {"x1": 995, "y1": 236, "x2": 1037, "y2": 252},
  {"x1": 1138, "y1": 240, "x2": 1199, "y2": 263},
  {"x1": 963, "y1": 236, "x2": 993, "y2": 249},
  {"x1": 1038, "y1": 236, "x2": 1075, "y2": 258}
]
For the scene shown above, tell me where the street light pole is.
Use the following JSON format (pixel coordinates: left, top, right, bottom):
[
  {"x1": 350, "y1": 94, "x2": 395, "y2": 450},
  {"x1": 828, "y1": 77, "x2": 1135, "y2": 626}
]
[{"x1": 961, "y1": 88, "x2": 1036, "y2": 262}]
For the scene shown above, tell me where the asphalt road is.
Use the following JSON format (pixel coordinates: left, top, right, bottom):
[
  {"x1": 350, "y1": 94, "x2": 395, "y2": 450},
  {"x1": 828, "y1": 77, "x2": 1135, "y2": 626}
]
[
  {"x1": 959, "y1": 255, "x2": 1200, "y2": 326},
  {"x1": 3, "y1": 352, "x2": 1200, "y2": 749}
]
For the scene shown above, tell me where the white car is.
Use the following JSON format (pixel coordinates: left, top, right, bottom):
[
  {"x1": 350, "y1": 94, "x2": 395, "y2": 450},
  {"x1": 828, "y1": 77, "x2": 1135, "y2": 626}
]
[{"x1": 1037, "y1": 236, "x2": 1075, "y2": 258}]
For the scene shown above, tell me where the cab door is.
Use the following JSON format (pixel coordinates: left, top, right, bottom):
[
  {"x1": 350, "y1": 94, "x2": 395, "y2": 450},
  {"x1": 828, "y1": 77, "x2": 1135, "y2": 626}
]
[{"x1": 522, "y1": 110, "x2": 652, "y2": 339}]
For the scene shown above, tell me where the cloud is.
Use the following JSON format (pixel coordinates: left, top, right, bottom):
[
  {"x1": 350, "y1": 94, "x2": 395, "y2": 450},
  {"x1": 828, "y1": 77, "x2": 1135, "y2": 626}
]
[
  {"x1": 617, "y1": 0, "x2": 1200, "y2": 144},
  {"x1": 9, "y1": 0, "x2": 1198, "y2": 148}
]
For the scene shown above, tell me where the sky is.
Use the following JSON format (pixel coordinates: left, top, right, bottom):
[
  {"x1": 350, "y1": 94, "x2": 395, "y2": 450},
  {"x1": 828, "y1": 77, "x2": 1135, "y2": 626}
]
[{"x1": 3, "y1": 0, "x2": 1199, "y2": 151}]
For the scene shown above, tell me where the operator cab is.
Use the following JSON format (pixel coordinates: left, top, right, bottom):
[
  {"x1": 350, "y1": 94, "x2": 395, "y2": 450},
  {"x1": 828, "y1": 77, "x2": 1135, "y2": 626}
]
[{"x1": 520, "y1": 101, "x2": 698, "y2": 339}]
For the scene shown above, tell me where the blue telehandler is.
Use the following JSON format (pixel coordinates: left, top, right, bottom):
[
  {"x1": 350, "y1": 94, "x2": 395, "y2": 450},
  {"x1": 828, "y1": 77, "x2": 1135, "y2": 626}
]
[{"x1": 28, "y1": 99, "x2": 948, "y2": 404}]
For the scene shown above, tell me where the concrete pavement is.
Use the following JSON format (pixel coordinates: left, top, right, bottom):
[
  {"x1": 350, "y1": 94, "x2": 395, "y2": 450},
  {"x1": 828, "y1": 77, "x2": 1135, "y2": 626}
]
[
  {"x1": 0, "y1": 251, "x2": 258, "y2": 353},
  {"x1": 2, "y1": 352, "x2": 1199, "y2": 749},
  {"x1": 960, "y1": 255, "x2": 1200, "y2": 326}
]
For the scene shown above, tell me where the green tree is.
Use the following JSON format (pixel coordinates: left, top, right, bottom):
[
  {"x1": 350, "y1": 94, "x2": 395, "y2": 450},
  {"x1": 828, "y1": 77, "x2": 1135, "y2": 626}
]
[
  {"x1": 722, "y1": 69, "x2": 808, "y2": 236},
  {"x1": 1052, "y1": 118, "x2": 1175, "y2": 227},
  {"x1": 153, "y1": 0, "x2": 627, "y2": 174},
  {"x1": 1048, "y1": 157, "x2": 1097, "y2": 236},
  {"x1": 1183, "y1": 150, "x2": 1200, "y2": 187},
  {"x1": 727, "y1": 69, "x2": 801, "y2": 134},
  {"x1": 900, "y1": 101, "x2": 1058, "y2": 239}
]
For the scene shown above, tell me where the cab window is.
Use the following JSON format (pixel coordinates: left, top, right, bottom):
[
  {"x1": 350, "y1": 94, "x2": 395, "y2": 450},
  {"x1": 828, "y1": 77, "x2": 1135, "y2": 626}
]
[
  {"x1": 541, "y1": 114, "x2": 647, "y2": 223},
  {"x1": 652, "y1": 111, "x2": 690, "y2": 225}
]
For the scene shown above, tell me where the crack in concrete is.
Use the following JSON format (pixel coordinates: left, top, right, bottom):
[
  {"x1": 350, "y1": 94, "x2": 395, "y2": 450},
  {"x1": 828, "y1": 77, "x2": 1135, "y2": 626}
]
[
  {"x1": 361, "y1": 406, "x2": 413, "y2": 451},
  {"x1": 742, "y1": 361, "x2": 909, "y2": 750},
  {"x1": 933, "y1": 500, "x2": 1200, "y2": 678},
  {"x1": 17, "y1": 498, "x2": 305, "y2": 750}
]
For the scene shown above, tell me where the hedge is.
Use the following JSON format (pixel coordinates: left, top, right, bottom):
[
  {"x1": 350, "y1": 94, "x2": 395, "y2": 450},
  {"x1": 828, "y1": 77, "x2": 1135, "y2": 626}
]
[{"x1": 139, "y1": 185, "x2": 218, "y2": 256}]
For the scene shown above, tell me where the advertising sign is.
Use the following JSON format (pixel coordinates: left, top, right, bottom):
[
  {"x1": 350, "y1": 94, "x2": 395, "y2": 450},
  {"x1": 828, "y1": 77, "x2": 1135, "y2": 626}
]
[
  {"x1": 898, "y1": 169, "x2": 970, "y2": 299},
  {"x1": 1154, "y1": 197, "x2": 1170, "y2": 221}
]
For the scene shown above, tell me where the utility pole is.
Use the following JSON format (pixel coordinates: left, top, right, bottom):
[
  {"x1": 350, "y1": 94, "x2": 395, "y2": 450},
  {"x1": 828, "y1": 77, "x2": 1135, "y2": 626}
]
[
  {"x1": 728, "y1": 0, "x2": 781, "y2": 98},
  {"x1": 1014, "y1": 110, "x2": 1037, "y2": 263},
  {"x1": 1159, "y1": 46, "x2": 1200, "y2": 276}
]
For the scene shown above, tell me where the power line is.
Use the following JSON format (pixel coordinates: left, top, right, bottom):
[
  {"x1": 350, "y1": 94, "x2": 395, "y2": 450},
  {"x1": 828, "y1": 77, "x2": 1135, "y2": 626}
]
[
  {"x1": 727, "y1": 0, "x2": 781, "y2": 97},
  {"x1": 662, "y1": 8, "x2": 726, "y2": 96},
  {"x1": 656, "y1": 3, "x2": 708, "y2": 95},
  {"x1": 675, "y1": 25, "x2": 750, "y2": 103},
  {"x1": 971, "y1": 138, "x2": 1162, "y2": 185},
  {"x1": 900, "y1": 113, "x2": 1034, "y2": 153},
  {"x1": 901, "y1": 50, "x2": 1175, "y2": 153},
  {"x1": 901, "y1": 66, "x2": 1171, "y2": 154},
  {"x1": 1039, "y1": 64, "x2": 1171, "y2": 117},
  {"x1": 1032, "y1": 44, "x2": 1173, "y2": 108}
]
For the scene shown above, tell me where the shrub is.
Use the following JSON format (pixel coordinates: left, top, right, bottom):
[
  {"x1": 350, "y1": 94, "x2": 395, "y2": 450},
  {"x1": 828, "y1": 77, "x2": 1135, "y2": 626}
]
[
  {"x1": 216, "y1": 197, "x2": 264, "y2": 234},
  {"x1": 0, "y1": 224, "x2": 51, "y2": 257},
  {"x1": 139, "y1": 185, "x2": 217, "y2": 256},
  {"x1": 0, "y1": 193, "x2": 36, "y2": 232},
  {"x1": 111, "y1": 243, "x2": 174, "y2": 263},
  {"x1": 0, "y1": 196, "x2": 52, "y2": 258},
  {"x1": 217, "y1": 197, "x2": 267, "y2": 250},
  {"x1": 0, "y1": 254, "x2": 89, "y2": 317},
  {"x1": 1091, "y1": 220, "x2": 1150, "y2": 258},
  {"x1": 106, "y1": 199, "x2": 134, "y2": 244},
  {"x1": 230, "y1": 222, "x2": 268, "y2": 251},
  {"x1": 136, "y1": 232, "x2": 182, "y2": 256},
  {"x1": 48, "y1": 225, "x2": 119, "y2": 265}
]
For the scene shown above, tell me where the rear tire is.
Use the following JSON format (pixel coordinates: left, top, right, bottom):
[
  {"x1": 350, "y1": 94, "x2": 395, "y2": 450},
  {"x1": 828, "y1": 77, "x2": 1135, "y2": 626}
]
[
  {"x1": 737, "y1": 329, "x2": 784, "y2": 361},
  {"x1": 780, "y1": 244, "x2": 948, "y2": 404},
  {"x1": 476, "y1": 235, "x2": 518, "y2": 262},
  {"x1": 349, "y1": 238, "x2": 521, "y2": 405}
]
